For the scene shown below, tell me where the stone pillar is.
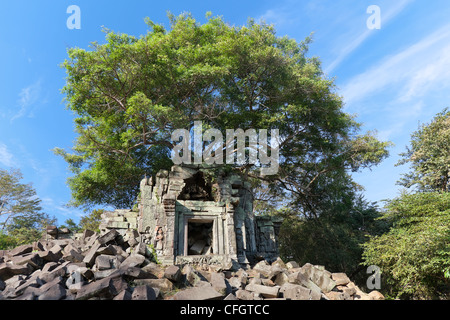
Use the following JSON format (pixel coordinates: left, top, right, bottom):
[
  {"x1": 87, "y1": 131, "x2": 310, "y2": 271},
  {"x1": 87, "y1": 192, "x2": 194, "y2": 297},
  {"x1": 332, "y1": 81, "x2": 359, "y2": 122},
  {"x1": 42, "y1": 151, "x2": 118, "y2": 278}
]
[
  {"x1": 162, "y1": 197, "x2": 176, "y2": 265},
  {"x1": 138, "y1": 177, "x2": 154, "y2": 234}
]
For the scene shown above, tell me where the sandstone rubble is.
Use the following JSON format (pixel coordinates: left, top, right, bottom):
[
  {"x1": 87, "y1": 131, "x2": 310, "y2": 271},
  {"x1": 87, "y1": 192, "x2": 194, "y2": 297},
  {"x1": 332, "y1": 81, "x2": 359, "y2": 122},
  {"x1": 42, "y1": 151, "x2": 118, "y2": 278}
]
[{"x1": 0, "y1": 227, "x2": 383, "y2": 301}]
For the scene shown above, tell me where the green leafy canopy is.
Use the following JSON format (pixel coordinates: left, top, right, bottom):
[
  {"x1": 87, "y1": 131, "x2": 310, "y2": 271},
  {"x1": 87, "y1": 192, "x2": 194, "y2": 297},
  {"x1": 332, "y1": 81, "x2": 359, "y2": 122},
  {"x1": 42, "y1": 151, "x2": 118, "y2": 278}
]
[{"x1": 56, "y1": 12, "x2": 391, "y2": 211}]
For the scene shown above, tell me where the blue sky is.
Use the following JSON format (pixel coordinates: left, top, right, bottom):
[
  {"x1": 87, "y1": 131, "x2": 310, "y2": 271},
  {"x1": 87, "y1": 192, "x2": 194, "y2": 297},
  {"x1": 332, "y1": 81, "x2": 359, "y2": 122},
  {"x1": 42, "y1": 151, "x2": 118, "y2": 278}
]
[{"x1": 1, "y1": 0, "x2": 450, "y2": 225}]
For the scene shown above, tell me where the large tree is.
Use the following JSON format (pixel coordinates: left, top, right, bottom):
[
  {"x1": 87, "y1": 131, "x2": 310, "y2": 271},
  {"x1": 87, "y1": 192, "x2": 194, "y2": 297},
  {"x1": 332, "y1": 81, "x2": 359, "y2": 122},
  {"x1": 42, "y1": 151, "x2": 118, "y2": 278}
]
[{"x1": 56, "y1": 13, "x2": 391, "y2": 212}]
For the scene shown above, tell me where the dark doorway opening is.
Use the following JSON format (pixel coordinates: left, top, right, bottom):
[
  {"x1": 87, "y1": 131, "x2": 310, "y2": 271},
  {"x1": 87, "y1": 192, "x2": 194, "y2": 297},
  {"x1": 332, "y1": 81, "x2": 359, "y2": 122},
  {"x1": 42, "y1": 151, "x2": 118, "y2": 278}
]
[{"x1": 187, "y1": 219, "x2": 213, "y2": 255}]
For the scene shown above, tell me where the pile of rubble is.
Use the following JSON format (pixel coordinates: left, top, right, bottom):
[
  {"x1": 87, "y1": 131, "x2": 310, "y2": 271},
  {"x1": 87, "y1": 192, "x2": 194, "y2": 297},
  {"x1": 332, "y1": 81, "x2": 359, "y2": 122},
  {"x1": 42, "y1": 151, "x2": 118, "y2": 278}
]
[{"x1": 0, "y1": 227, "x2": 384, "y2": 300}]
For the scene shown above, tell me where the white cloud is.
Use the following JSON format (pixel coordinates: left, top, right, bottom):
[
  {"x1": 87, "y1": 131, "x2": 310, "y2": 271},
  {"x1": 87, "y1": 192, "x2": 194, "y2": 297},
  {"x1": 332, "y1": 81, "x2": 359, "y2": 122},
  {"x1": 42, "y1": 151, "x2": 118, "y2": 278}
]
[
  {"x1": 325, "y1": 0, "x2": 413, "y2": 74},
  {"x1": 0, "y1": 143, "x2": 15, "y2": 167},
  {"x1": 11, "y1": 79, "x2": 42, "y2": 122},
  {"x1": 338, "y1": 21, "x2": 450, "y2": 145},
  {"x1": 341, "y1": 22, "x2": 450, "y2": 107}
]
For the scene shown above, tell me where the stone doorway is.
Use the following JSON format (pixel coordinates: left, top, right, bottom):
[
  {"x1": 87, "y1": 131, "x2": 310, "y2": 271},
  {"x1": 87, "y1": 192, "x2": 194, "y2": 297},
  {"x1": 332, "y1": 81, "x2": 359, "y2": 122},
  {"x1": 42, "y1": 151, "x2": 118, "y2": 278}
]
[{"x1": 187, "y1": 219, "x2": 214, "y2": 255}]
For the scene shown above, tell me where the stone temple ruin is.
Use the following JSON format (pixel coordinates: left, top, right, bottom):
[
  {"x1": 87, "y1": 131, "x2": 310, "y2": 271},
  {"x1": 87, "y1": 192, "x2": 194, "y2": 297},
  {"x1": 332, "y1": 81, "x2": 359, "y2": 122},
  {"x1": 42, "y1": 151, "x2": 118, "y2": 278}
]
[{"x1": 100, "y1": 165, "x2": 282, "y2": 269}]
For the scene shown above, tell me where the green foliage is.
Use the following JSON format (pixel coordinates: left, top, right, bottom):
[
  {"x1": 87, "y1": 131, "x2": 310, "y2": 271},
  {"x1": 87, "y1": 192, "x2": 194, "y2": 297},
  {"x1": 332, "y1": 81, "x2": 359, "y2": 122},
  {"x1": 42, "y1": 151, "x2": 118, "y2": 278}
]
[
  {"x1": 78, "y1": 209, "x2": 104, "y2": 233},
  {"x1": 362, "y1": 192, "x2": 450, "y2": 299},
  {"x1": 0, "y1": 168, "x2": 54, "y2": 246},
  {"x1": 60, "y1": 218, "x2": 81, "y2": 233},
  {"x1": 397, "y1": 108, "x2": 450, "y2": 192},
  {"x1": 57, "y1": 12, "x2": 391, "y2": 212},
  {"x1": 0, "y1": 168, "x2": 43, "y2": 230},
  {"x1": 278, "y1": 176, "x2": 389, "y2": 282},
  {"x1": 0, "y1": 231, "x2": 17, "y2": 250}
]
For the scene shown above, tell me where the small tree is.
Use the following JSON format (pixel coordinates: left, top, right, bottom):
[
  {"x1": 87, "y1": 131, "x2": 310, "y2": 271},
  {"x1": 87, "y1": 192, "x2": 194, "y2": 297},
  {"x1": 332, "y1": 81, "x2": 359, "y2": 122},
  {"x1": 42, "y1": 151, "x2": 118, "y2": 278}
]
[
  {"x1": 0, "y1": 168, "x2": 44, "y2": 232},
  {"x1": 397, "y1": 108, "x2": 450, "y2": 192},
  {"x1": 362, "y1": 192, "x2": 450, "y2": 299}
]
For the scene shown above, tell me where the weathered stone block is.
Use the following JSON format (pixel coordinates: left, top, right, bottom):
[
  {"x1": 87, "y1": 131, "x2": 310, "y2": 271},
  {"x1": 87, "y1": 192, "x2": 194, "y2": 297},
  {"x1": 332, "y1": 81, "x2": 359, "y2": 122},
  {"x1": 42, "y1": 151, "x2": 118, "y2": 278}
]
[
  {"x1": 131, "y1": 285, "x2": 157, "y2": 300},
  {"x1": 97, "y1": 229, "x2": 119, "y2": 245},
  {"x1": 331, "y1": 272, "x2": 351, "y2": 286},
  {"x1": 368, "y1": 290, "x2": 384, "y2": 300},
  {"x1": 0, "y1": 263, "x2": 32, "y2": 281},
  {"x1": 164, "y1": 265, "x2": 181, "y2": 282},
  {"x1": 171, "y1": 286, "x2": 223, "y2": 300},
  {"x1": 10, "y1": 253, "x2": 43, "y2": 269},
  {"x1": 210, "y1": 272, "x2": 227, "y2": 295},
  {"x1": 286, "y1": 261, "x2": 299, "y2": 269},
  {"x1": 113, "y1": 289, "x2": 132, "y2": 300},
  {"x1": 245, "y1": 283, "x2": 279, "y2": 298},
  {"x1": 235, "y1": 289, "x2": 262, "y2": 300},
  {"x1": 283, "y1": 284, "x2": 313, "y2": 300},
  {"x1": 134, "y1": 278, "x2": 173, "y2": 292},
  {"x1": 75, "y1": 273, "x2": 124, "y2": 300},
  {"x1": 120, "y1": 253, "x2": 145, "y2": 269},
  {"x1": 38, "y1": 284, "x2": 67, "y2": 300},
  {"x1": 8, "y1": 244, "x2": 33, "y2": 257},
  {"x1": 82, "y1": 242, "x2": 101, "y2": 267}
]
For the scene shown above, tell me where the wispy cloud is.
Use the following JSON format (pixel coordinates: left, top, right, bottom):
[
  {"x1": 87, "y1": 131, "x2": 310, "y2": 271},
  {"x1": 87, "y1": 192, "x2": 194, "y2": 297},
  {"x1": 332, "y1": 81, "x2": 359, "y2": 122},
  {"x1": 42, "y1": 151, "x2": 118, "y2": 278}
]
[
  {"x1": 325, "y1": 0, "x2": 413, "y2": 74},
  {"x1": 41, "y1": 197, "x2": 85, "y2": 221},
  {"x1": 0, "y1": 143, "x2": 15, "y2": 167},
  {"x1": 11, "y1": 79, "x2": 42, "y2": 122},
  {"x1": 341, "y1": 22, "x2": 450, "y2": 107}
]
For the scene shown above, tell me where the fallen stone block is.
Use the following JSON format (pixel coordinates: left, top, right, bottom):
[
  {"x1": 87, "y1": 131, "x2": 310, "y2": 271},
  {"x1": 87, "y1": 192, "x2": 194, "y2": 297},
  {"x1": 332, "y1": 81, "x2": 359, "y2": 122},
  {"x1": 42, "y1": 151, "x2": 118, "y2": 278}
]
[
  {"x1": 245, "y1": 283, "x2": 279, "y2": 298},
  {"x1": 10, "y1": 253, "x2": 43, "y2": 269},
  {"x1": 228, "y1": 277, "x2": 244, "y2": 290},
  {"x1": 224, "y1": 293, "x2": 239, "y2": 300},
  {"x1": 235, "y1": 289, "x2": 262, "y2": 300},
  {"x1": 274, "y1": 271, "x2": 289, "y2": 286},
  {"x1": 39, "y1": 262, "x2": 69, "y2": 283},
  {"x1": 134, "y1": 278, "x2": 173, "y2": 292},
  {"x1": 171, "y1": 286, "x2": 223, "y2": 300},
  {"x1": 288, "y1": 270, "x2": 309, "y2": 287},
  {"x1": 368, "y1": 290, "x2": 384, "y2": 300},
  {"x1": 286, "y1": 261, "x2": 299, "y2": 269},
  {"x1": 37, "y1": 250, "x2": 60, "y2": 263},
  {"x1": 14, "y1": 275, "x2": 43, "y2": 296},
  {"x1": 325, "y1": 291, "x2": 345, "y2": 300},
  {"x1": 164, "y1": 265, "x2": 181, "y2": 282},
  {"x1": 113, "y1": 289, "x2": 132, "y2": 300},
  {"x1": 282, "y1": 284, "x2": 314, "y2": 300},
  {"x1": 97, "y1": 229, "x2": 120, "y2": 245},
  {"x1": 210, "y1": 272, "x2": 228, "y2": 295},
  {"x1": 0, "y1": 263, "x2": 32, "y2": 281},
  {"x1": 252, "y1": 260, "x2": 272, "y2": 278},
  {"x1": 63, "y1": 249, "x2": 85, "y2": 263},
  {"x1": 121, "y1": 266, "x2": 153, "y2": 279},
  {"x1": 331, "y1": 273, "x2": 351, "y2": 286},
  {"x1": 82, "y1": 242, "x2": 101, "y2": 267},
  {"x1": 181, "y1": 265, "x2": 201, "y2": 286},
  {"x1": 95, "y1": 254, "x2": 120, "y2": 270},
  {"x1": 189, "y1": 240, "x2": 206, "y2": 255},
  {"x1": 131, "y1": 285, "x2": 157, "y2": 300},
  {"x1": 38, "y1": 284, "x2": 67, "y2": 300},
  {"x1": 120, "y1": 253, "x2": 145, "y2": 269},
  {"x1": 8, "y1": 244, "x2": 33, "y2": 257},
  {"x1": 311, "y1": 269, "x2": 336, "y2": 293},
  {"x1": 75, "y1": 273, "x2": 123, "y2": 300}
]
